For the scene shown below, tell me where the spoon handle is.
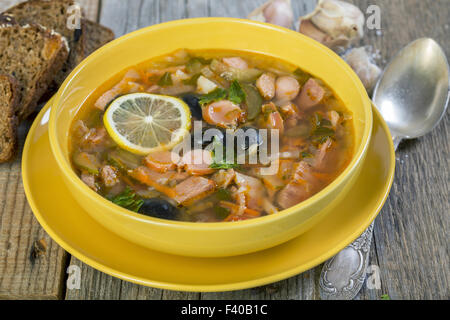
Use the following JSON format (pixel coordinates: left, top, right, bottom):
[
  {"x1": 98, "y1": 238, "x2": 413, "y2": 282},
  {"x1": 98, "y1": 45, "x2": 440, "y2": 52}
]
[
  {"x1": 319, "y1": 138, "x2": 399, "y2": 300},
  {"x1": 319, "y1": 222, "x2": 374, "y2": 300}
]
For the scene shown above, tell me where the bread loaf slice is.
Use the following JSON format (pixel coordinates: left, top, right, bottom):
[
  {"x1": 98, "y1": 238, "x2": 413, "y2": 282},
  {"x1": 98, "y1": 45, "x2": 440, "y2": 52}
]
[
  {"x1": 41, "y1": 19, "x2": 114, "y2": 100},
  {"x1": 0, "y1": 19, "x2": 69, "y2": 119},
  {"x1": 0, "y1": 75, "x2": 19, "y2": 162},
  {"x1": 83, "y1": 19, "x2": 115, "y2": 57},
  {"x1": 5, "y1": 0, "x2": 85, "y2": 87}
]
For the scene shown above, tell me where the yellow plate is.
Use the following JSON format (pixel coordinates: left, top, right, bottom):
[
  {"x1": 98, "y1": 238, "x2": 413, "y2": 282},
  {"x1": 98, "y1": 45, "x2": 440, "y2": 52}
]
[{"x1": 22, "y1": 100, "x2": 394, "y2": 292}]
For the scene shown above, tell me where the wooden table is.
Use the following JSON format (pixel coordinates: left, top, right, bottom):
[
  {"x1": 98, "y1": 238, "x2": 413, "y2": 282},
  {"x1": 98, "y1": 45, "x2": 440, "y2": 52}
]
[{"x1": 0, "y1": 0, "x2": 448, "y2": 300}]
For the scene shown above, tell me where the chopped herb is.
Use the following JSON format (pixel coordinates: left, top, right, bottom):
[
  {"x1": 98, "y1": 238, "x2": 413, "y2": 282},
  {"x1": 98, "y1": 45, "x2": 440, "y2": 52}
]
[
  {"x1": 157, "y1": 72, "x2": 173, "y2": 86},
  {"x1": 216, "y1": 188, "x2": 232, "y2": 201},
  {"x1": 312, "y1": 112, "x2": 331, "y2": 128},
  {"x1": 310, "y1": 112, "x2": 335, "y2": 144},
  {"x1": 313, "y1": 126, "x2": 335, "y2": 136},
  {"x1": 228, "y1": 80, "x2": 246, "y2": 105},
  {"x1": 183, "y1": 73, "x2": 201, "y2": 85},
  {"x1": 312, "y1": 126, "x2": 335, "y2": 144},
  {"x1": 109, "y1": 187, "x2": 144, "y2": 212},
  {"x1": 210, "y1": 162, "x2": 241, "y2": 169},
  {"x1": 199, "y1": 88, "x2": 228, "y2": 106},
  {"x1": 380, "y1": 294, "x2": 391, "y2": 300},
  {"x1": 214, "y1": 206, "x2": 230, "y2": 219},
  {"x1": 209, "y1": 136, "x2": 241, "y2": 169}
]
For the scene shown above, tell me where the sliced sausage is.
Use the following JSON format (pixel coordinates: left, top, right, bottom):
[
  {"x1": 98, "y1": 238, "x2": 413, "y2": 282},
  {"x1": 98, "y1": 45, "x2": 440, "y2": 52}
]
[
  {"x1": 181, "y1": 149, "x2": 215, "y2": 175},
  {"x1": 222, "y1": 57, "x2": 248, "y2": 70},
  {"x1": 202, "y1": 100, "x2": 242, "y2": 128},
  {"x1": 256, "y1": 73, "x2": 276, "y2": 100},
  {"x1": 144, "y1": 151, "x2": 180, "y2": 173},
  {"x1": 275, "y1": 76, "x2": 300, "y2": 103},
  {"x1": 295, "y1": 78, "x2": 325, "y2": 109}
]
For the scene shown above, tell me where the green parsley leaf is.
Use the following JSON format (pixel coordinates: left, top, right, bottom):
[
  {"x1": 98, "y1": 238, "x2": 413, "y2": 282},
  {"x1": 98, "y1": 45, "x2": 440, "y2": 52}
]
[
  {"x1": 109, "y1": 187, "x2": 144, "y2": 212},
  {"x1": 313, "y1": 126, "x2": 335, "y2": 136},
  {"x1": 199, "y1": 88, "x2": 228, "y2": 106},
  {"x1": 157, "y1": 72, "x2": 173, "y2": 86},
  {"x1": 312, "y1": 126, "x2": 335, "y2": 144},
  {"x1": 210, "y1": 162, "x2": 240, "y2": 169},
  {"x1": 209, "y1": 136, "x2": 241, "y2": 169},
  {"x1": 228, "y1": 80, "x2": 246, "y2": 105},
  {"x1": 310, "y1": 112, "x2": 335, "y2": 144}
]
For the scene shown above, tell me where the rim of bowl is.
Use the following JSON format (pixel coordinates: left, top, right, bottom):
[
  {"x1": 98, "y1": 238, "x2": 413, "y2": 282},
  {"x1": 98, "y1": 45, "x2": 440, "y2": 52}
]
[{"x1": 48, "y1": 17, "x2": 373, "y2": 230}]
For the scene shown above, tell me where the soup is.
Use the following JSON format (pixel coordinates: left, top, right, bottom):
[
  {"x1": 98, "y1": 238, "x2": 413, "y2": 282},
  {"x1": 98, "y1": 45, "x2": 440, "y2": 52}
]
[{"x1": 69, "y1": 49, "x2": 354, "y2": 222}]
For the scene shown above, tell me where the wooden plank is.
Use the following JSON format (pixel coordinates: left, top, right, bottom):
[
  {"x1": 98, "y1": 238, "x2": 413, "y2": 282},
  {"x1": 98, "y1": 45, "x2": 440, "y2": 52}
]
[
  {"x1": 0, "y1": 0, "x2": 102, "y2": 300},
  {"x1": 0, "y1": 0, "x2": 23, "y2": 12},
  {"x1": 99, "y1": 0, "x2": 185, "y2": 38},
  {"x1": 65, "y1": 0, "x2": 449, "y2": 300},
  {"x1": 0, "y1": 120, "x2": 68, "y2": 300},
  {"x1": 347, "y1": 0, "x2": 450, "y2": 300},
  {"x1": 78, "y1": 0, "x2": 100, "y2": 22}
]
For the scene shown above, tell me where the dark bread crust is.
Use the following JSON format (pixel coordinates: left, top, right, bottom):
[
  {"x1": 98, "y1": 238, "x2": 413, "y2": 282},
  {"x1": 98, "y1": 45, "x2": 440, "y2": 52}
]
[
  {"x1": 43, "y1": 19, "x2": 115, "y2": 98},
  {"x1": 83, "y1": 19, "x2": 115, "y2": 57},
  {"x1": 0, "y1": 75, "x2": 19, "y2": 162},
  {"x1": 5, "y1": 0, "x2": 85, "y2": 88},
  {"x1": 0, "y1": 20, "x2": 69, "y2": 119}
]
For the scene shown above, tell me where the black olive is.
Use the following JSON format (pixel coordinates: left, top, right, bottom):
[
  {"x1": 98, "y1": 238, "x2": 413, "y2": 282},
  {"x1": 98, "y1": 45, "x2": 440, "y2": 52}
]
[
  {"x1": 181, "y1": 94, "x2": 202, "y2": 120},
  {"x1": 138, "y1": 198, "x2": 179, "y2": 220}
]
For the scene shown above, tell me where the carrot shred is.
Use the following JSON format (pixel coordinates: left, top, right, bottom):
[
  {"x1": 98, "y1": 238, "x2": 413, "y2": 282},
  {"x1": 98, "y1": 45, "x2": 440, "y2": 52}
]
[
  {"x1": 219, "y1": 201, "x2": 261, "y2": 218},
  {"x1": 130, "y1": 167, "x2": 176, "y2": 198}
]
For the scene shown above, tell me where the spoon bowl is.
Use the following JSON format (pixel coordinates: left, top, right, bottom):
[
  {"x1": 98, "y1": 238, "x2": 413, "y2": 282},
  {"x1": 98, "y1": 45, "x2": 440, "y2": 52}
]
[
  {"x1": 373, "y1": 38, "x2": 449, "y2": 140},
  {"x1": 320, "y1": 37, "x2": 449, "y2": 300}
]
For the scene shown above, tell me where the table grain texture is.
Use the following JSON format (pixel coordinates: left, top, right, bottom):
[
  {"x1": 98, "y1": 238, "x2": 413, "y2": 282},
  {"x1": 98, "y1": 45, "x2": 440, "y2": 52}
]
[{"x1": 0, "y1": 0, "x2": 448, "y2": 300}]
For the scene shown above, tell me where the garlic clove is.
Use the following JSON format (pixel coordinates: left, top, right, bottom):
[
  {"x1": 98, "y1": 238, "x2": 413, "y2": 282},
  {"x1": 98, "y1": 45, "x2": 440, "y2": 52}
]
[
  {"x1": 298, "y1": 20, "x2": 330, "y2": 44},
  {"x1": 298, "y1": 0, "x2": 365, "y2": 52},
  {"x1": 343, "y1": 47, "x2": 382, "y2": 92},
  {"x1": 248, "y1": 0, "x2": 294, "y2": 29}
]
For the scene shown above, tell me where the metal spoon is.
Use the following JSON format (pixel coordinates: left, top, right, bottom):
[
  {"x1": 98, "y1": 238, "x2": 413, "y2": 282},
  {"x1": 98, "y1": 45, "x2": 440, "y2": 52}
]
[{"x1": 319, "y1": 38, "x2": 449, "y2": 300}]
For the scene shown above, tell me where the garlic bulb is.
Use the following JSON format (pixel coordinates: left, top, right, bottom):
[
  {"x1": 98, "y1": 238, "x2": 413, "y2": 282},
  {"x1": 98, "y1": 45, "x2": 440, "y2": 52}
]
[
  {"x1": 343, "y1": 47, "x2": 382, "y2": 92},
  {"x1": 298, "y1": 0, "x2": 365, "y2": 52},
  {"x1": 248, "y1": 0, "x2": 294, "y2": 29}
]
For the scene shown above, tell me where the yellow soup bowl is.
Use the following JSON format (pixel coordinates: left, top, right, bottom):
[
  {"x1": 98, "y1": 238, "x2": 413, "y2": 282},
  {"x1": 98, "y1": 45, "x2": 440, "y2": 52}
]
[{"x1": 48, "y1": 18, "x2": 372, "y2": 257}]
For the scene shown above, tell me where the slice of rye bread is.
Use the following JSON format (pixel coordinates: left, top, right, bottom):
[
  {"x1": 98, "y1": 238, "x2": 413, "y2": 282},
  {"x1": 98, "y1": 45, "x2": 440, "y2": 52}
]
[
  {"x1": 39, "y1": 19, "x2": 115, "y2": 100},
  {"x1": 83, "y1": 19, "x2": 115, "y2": 57},
  {"x1": 5, "y1": 0, "x2": 86, "y2": 87},
  {"x1": 0, "y1": 18, "x2": 69, "y2": 120},
  {"x1": 0, "y1": 75, "x2": 19, "y2": 162}
]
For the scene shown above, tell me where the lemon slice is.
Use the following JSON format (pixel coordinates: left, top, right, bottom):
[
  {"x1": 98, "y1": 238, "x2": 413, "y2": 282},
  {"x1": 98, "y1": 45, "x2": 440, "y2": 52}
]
[{"x1": 103, "y1": 93, "x2": 191, "y2": 155}]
